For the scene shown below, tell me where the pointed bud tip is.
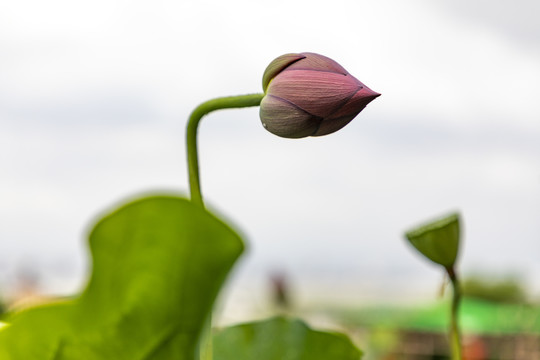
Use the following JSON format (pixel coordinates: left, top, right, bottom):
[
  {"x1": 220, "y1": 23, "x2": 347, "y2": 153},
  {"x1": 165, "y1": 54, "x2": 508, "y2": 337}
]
[
  {"x1": 364, "y1": 88, "x2": 381, "y2": 98},
  {"x1": 365, "y1": 92, "x2": 381, "y2": 102},
  {"x1": 360, "y1": 88, "x2": 381, "y2": 103}
]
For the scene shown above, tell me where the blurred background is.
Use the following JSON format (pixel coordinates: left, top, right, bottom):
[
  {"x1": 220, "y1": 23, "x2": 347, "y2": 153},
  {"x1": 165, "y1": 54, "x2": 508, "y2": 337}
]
[{"x1": 1, "y1": 0, "x2": 540, "y2": 357}]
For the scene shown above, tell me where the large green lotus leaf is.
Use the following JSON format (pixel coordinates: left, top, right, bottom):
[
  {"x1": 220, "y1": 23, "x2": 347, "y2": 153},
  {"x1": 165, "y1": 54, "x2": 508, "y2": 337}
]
[
  {"x1": 213, "y1": 317, "x2": 362, "y2": 360},
  {"x1": 0, "y1": 195, "x2": 244, "y2": 359},
  {"x1": 405, "y1": 212, "x2": 460, "y2": 268}
]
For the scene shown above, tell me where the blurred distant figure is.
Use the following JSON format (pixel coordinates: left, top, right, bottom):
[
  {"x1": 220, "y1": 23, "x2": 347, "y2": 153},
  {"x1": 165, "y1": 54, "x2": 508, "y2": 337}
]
[
  {"x1": 270, "y1": 272, "x2": 291, "y2": 311},
  {"x1": 7, "y1": 264, "x2": 45, "y2": 310}
]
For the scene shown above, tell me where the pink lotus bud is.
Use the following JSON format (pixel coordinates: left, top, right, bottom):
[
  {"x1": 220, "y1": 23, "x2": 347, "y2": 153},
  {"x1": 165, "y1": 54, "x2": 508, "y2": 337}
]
[{"x1": 260, "y1": 52, "x2": 380, "y2": 138}]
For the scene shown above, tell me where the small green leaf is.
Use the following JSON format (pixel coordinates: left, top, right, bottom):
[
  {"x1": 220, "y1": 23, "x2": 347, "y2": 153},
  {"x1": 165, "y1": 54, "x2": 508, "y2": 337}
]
[
  {"x1": 405, "y1": 212, "x2": 460, "y2": 268},
  {"x1": 213, "y1": 316, "x2": 362, "y2": 360},
  {"x1": 0, "y1": 195, "x2": 243, "y2": 360}
]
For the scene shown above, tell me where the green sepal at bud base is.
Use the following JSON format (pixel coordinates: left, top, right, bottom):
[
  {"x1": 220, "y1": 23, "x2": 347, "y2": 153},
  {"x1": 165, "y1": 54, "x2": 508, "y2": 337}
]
[{"x1": 405, "y1": 212, "x2": 461, "y2": 268}]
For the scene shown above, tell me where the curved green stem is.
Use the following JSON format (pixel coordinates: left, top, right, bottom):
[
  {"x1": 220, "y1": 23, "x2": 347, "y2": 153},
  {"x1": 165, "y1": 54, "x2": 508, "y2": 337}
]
[
  {"x1": 186, "y1": 93, "x2": 264, "y2": 208},
  {"x1": 186, "y1": 93, "x2": 264, "y2": 360},
  {"x1": 446, "y1": 266, "x2": 462, "y2": 360}
]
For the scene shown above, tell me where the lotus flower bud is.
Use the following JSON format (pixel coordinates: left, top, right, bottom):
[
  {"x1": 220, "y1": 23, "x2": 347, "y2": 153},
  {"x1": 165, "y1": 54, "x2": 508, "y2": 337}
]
[{"x1": 260, "y1": 52, "x2": 380, "y2": 138}]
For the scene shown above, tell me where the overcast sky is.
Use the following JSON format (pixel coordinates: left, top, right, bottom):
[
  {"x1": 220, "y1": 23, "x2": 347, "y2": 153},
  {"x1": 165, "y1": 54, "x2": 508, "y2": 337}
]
[{"x1": 1, "y1": 0, "x2": 539, "y2": 308}]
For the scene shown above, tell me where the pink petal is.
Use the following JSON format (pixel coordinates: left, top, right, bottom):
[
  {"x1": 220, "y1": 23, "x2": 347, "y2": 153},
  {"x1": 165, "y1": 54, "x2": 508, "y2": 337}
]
[
  {"x1": 267, "y1": 70, "x2": 359, "y2": 118},
  {"x1": 328, "y1": 85, "x2": 381, "y2": 119},
  {"x1": 286, "y1": 52, "x2": 348, "y2": 75},
  {"x1": 259, "y1": 95, "x2": 322, "y2": 138}
]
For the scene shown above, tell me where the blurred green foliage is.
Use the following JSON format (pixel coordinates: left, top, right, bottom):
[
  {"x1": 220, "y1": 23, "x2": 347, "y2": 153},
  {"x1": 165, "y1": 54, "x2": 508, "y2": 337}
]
[
  {"x1": 334, "y1": 297, "x2": 540, "y2": 335},
  {"x1": 461, "y1": 275, "x2": 527, "y2": 304},
  {"x1": 0, "y1": 195, "x2": 244, "y2": 359},
  {"x1": 214, "y1": 317, "x2": 362, "y2": 360},
  {"x1": 0, "y1": 195, "x2": 363, "y2": 359}
]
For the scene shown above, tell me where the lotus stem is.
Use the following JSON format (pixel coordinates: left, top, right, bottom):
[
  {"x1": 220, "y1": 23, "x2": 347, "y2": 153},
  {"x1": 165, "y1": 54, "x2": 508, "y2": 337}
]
[
  {"x1": 186, "y1": 93, "x2": 264, "y2": 208},
  {"x1": 186, "y1": 93, "x2": 264, "y2": 360},
  {"x1": 447, "y1": 266, "x2": 462, "y2": 360}
]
